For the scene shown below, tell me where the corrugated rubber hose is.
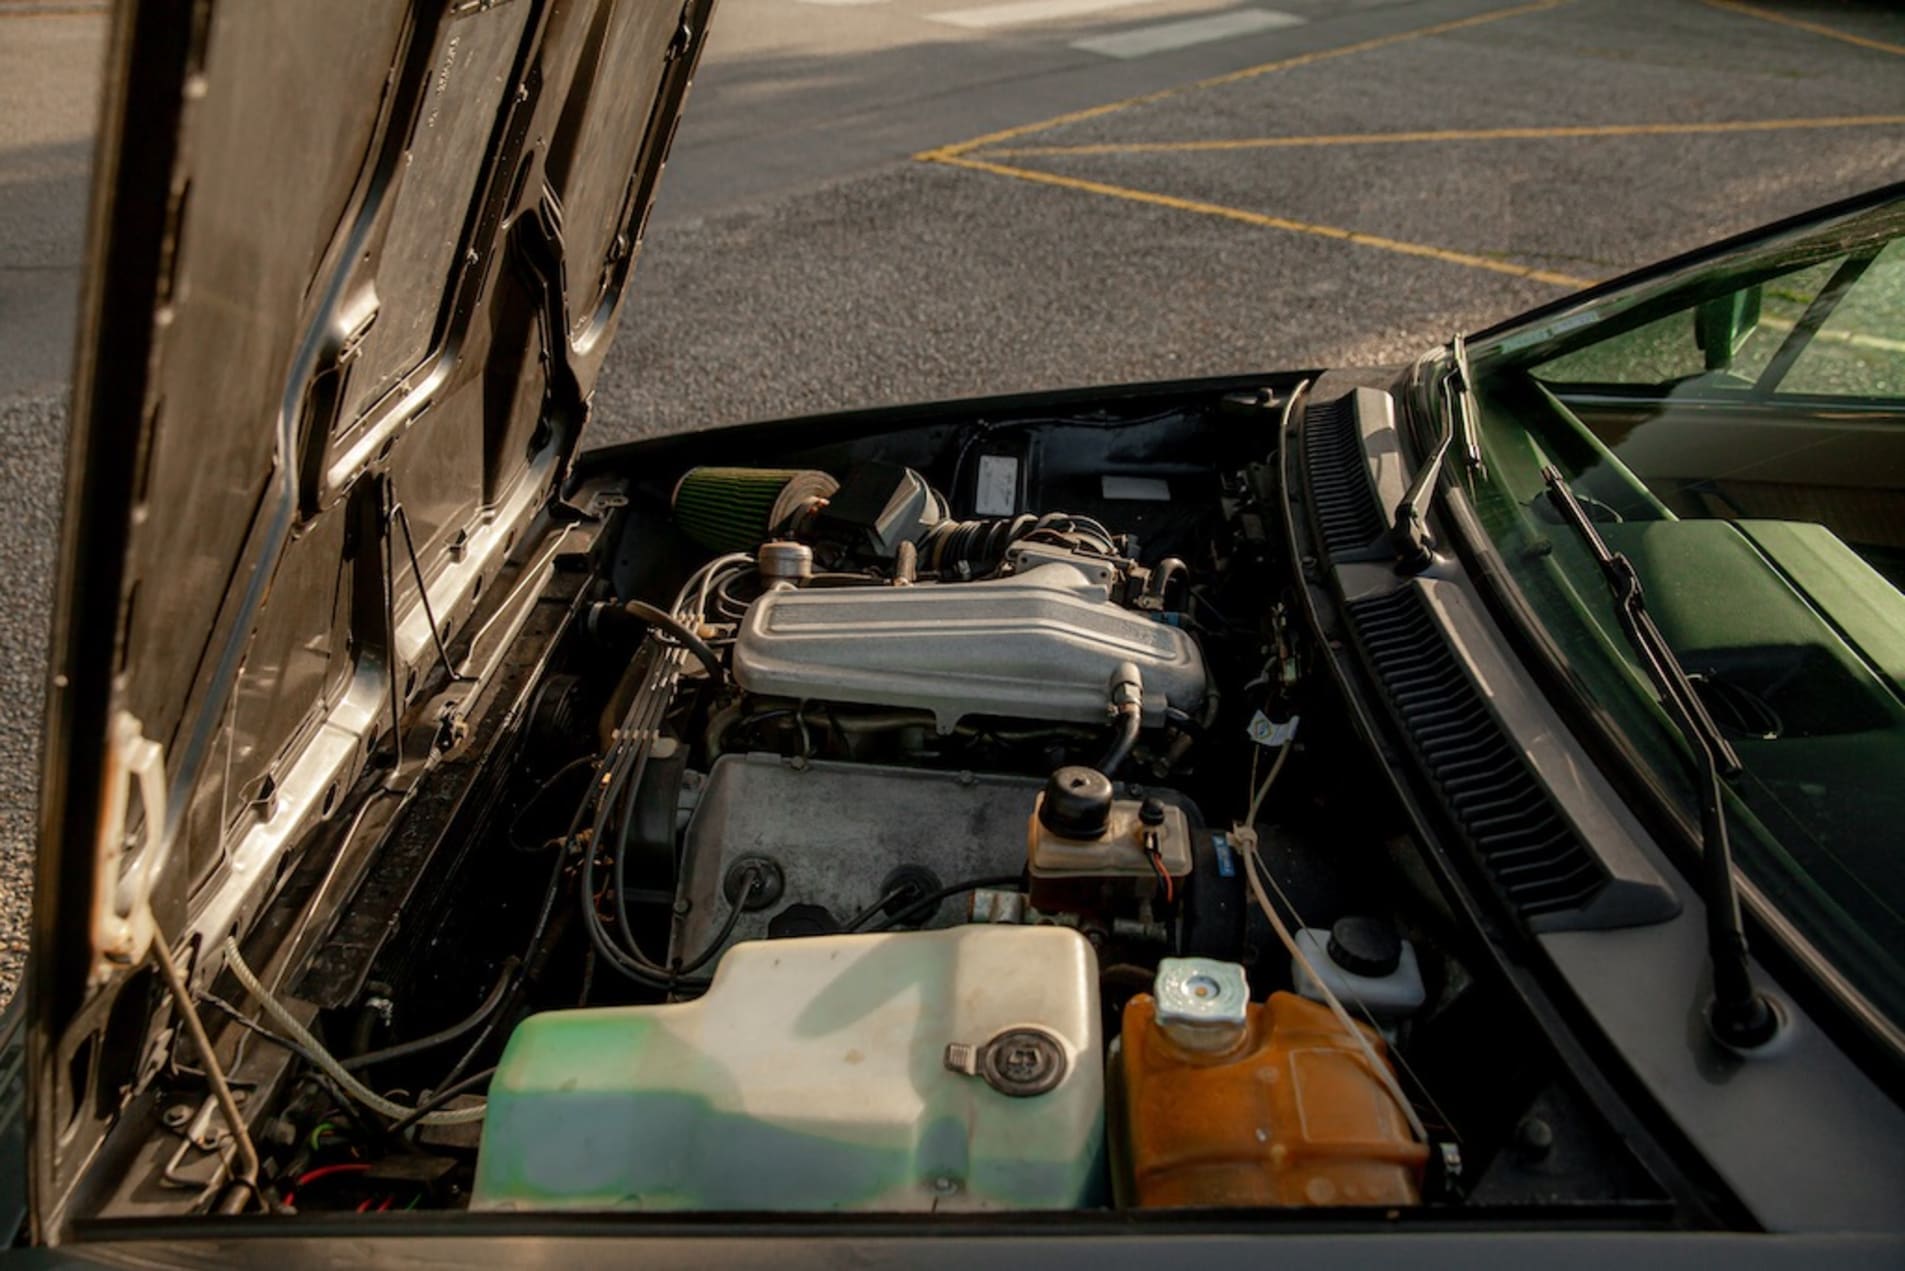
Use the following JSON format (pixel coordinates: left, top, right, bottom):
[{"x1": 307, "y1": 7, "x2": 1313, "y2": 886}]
[{"x1": 221, "y1": 937, "x2": 488, "y2": 1126}]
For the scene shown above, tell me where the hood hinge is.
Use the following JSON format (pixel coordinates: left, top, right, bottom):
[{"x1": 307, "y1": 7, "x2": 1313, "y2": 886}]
[
  {"x1": 665, "y1": 4, "x2": 696, "y2": 61},
  {"x1": 90, "y1": 711, "x2": 170, "y2": 987}
]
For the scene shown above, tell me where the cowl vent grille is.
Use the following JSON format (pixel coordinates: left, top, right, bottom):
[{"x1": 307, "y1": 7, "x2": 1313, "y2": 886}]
[
  {"x1": 1303, "y1": 392, "x2": 1386, "y2": 554},
  {"x1": 1346, "y1": 587, "x2": 1608, "y2": 918}
]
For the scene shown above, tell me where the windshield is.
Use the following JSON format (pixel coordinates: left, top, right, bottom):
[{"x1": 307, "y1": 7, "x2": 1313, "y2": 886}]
[{"x1": 1459, "y1": 197, "x2": 1905, "y2": 1036}]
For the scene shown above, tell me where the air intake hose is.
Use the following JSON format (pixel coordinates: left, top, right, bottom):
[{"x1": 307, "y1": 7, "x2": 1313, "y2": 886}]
[{"x1": 922, "y1": 512, "x2": 1119, "y2": 579}]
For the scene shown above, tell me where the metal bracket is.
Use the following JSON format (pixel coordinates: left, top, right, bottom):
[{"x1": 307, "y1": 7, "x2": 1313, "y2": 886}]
[
  {"x1": 666, "y1": 2, "x2": 696, "y2": 60},
  {"x1": 91, "y1": 711, "x2": 170, "y2": 985}
]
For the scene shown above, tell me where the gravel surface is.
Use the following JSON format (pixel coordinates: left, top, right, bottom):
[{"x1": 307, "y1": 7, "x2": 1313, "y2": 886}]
[
  {"x1": 591, "y1": 158, "x2": 1559, "y2": 443},
  {"x1": 0, "y1": 391, "x2": 65, "y2": 1002}
]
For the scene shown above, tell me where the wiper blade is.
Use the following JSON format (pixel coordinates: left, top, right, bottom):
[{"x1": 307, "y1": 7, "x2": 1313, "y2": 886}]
[
  {"x1": 1391, "y1": 337, "x2": 1480, "y2": 573},
  {"x1": 1540, "y1": 468, "x2": 1738, "y2": 774},
  {"x1": 1540, "y1": 468, "x2": 1778, "y2": 1050}
]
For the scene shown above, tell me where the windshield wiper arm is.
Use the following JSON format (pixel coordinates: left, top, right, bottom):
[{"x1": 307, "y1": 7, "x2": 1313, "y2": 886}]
[
  {"x1": 1391, "y1": 337, "x2": 1480, "y2": 573},
  {"x1": 1540, "y1": 467, "x2": 1778, "y2": 1050}
]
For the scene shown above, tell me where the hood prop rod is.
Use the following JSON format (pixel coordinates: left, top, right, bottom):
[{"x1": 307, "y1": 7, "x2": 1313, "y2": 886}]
[{"x1": 151, "y1": 930, "x2": 268, "y2": 1213}]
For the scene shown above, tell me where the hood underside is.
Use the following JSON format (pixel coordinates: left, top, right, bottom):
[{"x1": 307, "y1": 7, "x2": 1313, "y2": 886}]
[{"x1": 32, "y1": 0, "x2": 712, "y2": 1226}]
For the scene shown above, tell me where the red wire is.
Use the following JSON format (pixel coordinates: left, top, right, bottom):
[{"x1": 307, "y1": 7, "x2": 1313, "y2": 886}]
[
  {"x1": 296, "y1": 1161, "x2": 372, "y2": 1188},
  {"x1": 1148, "y1": 845, "x2": 1175, "y2": 903}
]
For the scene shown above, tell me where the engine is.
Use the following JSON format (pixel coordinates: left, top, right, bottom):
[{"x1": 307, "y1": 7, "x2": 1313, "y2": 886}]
[{"x1": 634, "y1": 463, "x2": 1237, "y2": 969}]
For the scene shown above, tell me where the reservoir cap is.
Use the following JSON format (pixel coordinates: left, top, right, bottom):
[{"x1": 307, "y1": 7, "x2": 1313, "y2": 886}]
[
  {"x1": 1038, "y1": 767, "x2": 1114, "y2": 840},
  {"x1": 1327, "y1": 915, "x2": 1403, "y2": 978},
  {"x1": 1153, "y1": 957, "x2": 1250, "y2": 1052},
  {"x1": 945, "y1": 1027, "x2": 1069, "y2": 1097}
]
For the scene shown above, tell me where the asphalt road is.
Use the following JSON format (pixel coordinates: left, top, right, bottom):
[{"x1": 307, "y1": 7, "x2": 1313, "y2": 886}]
[{"x1": 2, "y1": 0, "x2": 1903, "y2": 1000}]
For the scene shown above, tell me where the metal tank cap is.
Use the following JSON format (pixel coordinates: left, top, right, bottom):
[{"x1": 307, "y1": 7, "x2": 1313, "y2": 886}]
[
  {"x1": 1152, "y1": 957, "x2": 1251, "y2": 1053},
  {"x1": 945, "y1": 1027, "x2": 1069, "y2": 1097},
  {"x1": 757, "y1": 540, "x2": 813, "y2": 587}
]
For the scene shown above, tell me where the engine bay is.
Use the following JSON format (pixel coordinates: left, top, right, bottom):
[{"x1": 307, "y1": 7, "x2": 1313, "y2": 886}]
[{"x1": 112, "y1": 384, "x2": 1675, "y2": 1224}]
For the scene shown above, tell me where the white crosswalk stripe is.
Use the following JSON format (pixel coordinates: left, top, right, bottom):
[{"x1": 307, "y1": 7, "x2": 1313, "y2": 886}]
[
  {"x1": 928, "y1": 0, "x2": 1157, "y2": 32},
  {"x1": 1071, "y1": 7, "x2": 1304, "y2": 58}
]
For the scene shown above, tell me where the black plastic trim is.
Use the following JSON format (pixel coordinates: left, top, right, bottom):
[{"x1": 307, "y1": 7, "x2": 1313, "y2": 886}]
[
  {"x1": 1343, "y1": 586, "x2": 1609, "y2": 920},
  {"x1": 1302, "y1": 392, "x2": 1387, "y2": 555}
]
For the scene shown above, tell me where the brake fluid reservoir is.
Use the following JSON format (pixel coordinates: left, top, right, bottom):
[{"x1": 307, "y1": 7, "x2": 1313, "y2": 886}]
[
  {"x1": 472, "y1": 926, "x2": 1104, "y2": 1212},
  {"x1": 1114, "y1": 958, "x2": 1427, "y2": 1208},
  {"x1": 1026, "y1": 767, "x2": 1193, "y2": 912}
]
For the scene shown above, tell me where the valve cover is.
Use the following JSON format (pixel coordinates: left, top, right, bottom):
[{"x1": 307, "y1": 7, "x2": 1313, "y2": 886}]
[{"x1": 730, "y1": 562, "x2": 1207, "y2": 730}]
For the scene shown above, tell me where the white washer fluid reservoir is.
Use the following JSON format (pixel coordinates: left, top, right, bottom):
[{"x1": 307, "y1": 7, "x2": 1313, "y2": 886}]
[{"x1": 471, "y1": 924, "x2": 1105, "y2": 1212}]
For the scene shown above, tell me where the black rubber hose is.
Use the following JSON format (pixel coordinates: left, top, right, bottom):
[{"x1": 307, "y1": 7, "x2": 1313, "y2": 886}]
[
  {"x1": 582, "y1": 894, "x2": 689, "y2": 992},
  {"x1": 863, "y1": 874, "x2": 1024, "y2": 933},
  {"x1": 342, "y1": 957, "x2": 519, "y2": 1072},
  {"x1": 199, "y1": 993, "x2": 328, "y2": 1071},
  {"x1": 620, "y1": 600, "x2": 725, "y2": 683},
  {"x1": 611, "y1": 735, "x2": 669, "y2": 969},
  {"x1": 671, "y1": 870, "x2": 762, "y2": 977},
  {"x1": 838, "y1": 883, "x2": 919, "y2": 934},
  {"x1": 387, "y1": 1066, "x2": 499, "y2": 1137},
  {"x1": 607, "y1": 652, "x2": 686, "y2": 975},
  {"x1": 416, "y1": 747, "x2": 609, "y2": 1100},
  {"x1": 348, "y1": 1002, "x2": 379, "y2": 1062},
  {"x1": 521, "y1": 747, "x2": 605, "y2": 967},
  {"x1": 1151, "y1": 556, "x2": 1189, "y2": 608},
  {"x1": 581, "y1": 745, "x2": 708, "y2": 993},
  {"x1": 505, "y1": 754, "x2": 597, "y2": 850},
  {"x1": 1097, "y1": 706, "x2": 1142, "y2": 776}
]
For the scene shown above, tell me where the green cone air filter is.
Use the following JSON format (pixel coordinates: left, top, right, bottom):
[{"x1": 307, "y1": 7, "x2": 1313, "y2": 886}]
[{"x1": 671, "y1": 467, "x2": 838, "y2": 553}]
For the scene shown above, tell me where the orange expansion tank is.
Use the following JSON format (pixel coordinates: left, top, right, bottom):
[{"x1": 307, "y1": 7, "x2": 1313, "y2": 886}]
[{"x1": 1115, "y1": 959, "x2": 1429, "y2": 1208}]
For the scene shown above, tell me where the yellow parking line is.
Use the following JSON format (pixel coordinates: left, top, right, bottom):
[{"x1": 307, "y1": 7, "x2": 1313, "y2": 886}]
[
  {"x1": 0, "y1": 3, "x2": 106, "y2": 16},
  {"x1": 929, "y1": 151, "x2": 1598, "y2": 288},
  {"x1": 916, "y1": 0, "x2": 1569, "y2": 161},
  {"x1": 1704, "y1": 0, "x2": 1905, "y2": 56},
  {"x1": 983, "y1": 115, "x2": 1905, "y2": 158}
]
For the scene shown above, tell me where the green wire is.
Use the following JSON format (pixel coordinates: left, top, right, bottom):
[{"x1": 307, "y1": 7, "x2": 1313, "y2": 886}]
[{"x1": 308, "y1": 1120, "x2": 339, "y2": 1152}]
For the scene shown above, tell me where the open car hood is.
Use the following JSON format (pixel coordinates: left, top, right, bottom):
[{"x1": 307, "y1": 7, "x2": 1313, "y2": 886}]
[{"x1": 30, "y1": 0, "x2": 713, "y2": 1222}]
